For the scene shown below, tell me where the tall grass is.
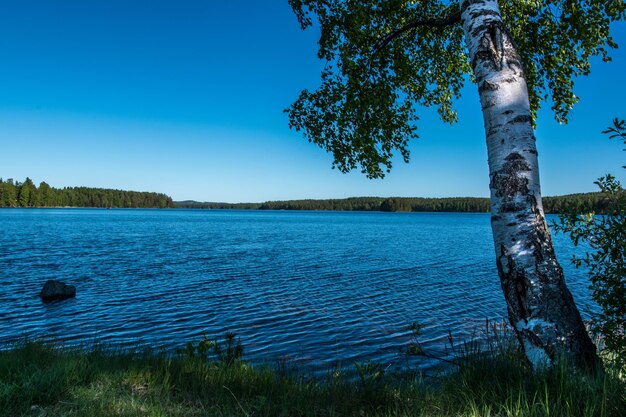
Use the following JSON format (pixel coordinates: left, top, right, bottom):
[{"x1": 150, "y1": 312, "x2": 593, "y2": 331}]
[{"x1": 0, "y1": 333, "x2": 624, "y2": 417}]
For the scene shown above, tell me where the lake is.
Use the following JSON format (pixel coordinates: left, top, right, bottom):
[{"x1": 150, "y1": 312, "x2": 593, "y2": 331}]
[{"x1": 0, "y1": 209, "x2": 595, "y2": 371}]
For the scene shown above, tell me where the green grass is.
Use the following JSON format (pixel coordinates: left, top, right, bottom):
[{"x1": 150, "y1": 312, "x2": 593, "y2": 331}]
[{"x1": 0, "y1": 339, "x2": 624, "y2": 417}]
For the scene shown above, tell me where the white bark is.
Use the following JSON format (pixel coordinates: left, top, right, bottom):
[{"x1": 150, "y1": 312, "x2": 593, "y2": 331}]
[{"x1": 460, "y1": 0, "x2": 597, "y2": 369}]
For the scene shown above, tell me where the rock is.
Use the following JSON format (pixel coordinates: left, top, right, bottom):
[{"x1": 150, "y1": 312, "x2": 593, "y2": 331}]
[{"x1": 39, "y1": 280, "x2": 76, "y2": 301}]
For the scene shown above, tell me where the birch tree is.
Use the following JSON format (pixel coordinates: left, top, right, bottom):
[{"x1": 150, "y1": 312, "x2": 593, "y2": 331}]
[{"x1": 286, "y1": 0, "x2": 625, "y2": 370}]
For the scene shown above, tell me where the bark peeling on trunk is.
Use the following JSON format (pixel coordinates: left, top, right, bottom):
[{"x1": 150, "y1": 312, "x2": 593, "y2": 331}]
[{"x1": 460, "y1": 0, "x2": 598, "y2": 370}]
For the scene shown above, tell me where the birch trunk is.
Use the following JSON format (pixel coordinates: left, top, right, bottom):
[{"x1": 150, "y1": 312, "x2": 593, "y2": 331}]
[{"x1": 460, "y1": 0, "x2": 597, "y2": 369}]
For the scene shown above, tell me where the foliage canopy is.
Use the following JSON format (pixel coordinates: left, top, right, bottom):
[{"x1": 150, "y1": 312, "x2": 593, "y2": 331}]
[{"x1": 286, "y1": 0, "x2": 625, "y2": 178}]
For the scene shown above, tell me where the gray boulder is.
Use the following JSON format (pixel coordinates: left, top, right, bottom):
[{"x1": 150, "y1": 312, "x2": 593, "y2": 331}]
[{"x1": 39, "y1": 280, "x2": 76, "y2": 301}]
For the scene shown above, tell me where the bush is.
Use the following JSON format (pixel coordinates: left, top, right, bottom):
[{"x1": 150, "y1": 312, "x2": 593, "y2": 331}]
[{"x1": 554, "y1": 118, "x2": 626, "y2": 370}]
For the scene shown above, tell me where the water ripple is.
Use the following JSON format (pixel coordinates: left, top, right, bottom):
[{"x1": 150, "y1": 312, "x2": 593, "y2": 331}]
[{"x1": 0, "y1": 209, "x2": 594, "y2": 372}]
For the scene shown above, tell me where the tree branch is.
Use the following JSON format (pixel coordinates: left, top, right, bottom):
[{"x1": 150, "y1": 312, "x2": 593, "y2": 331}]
[{"x1": 373, "y1": 10, "x2": 462, "y2": 54}]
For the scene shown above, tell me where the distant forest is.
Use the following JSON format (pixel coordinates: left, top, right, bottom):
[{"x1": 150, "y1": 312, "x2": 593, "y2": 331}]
[
  {"x1": 0, "y1": 176, "x2": 616, "y2": 213},
  {"x1": 177, "y1": 193, "x2": 616, "y2": 214},
  {"x1": 0, "y1": 177, "x2": 174, "y2": 208}
]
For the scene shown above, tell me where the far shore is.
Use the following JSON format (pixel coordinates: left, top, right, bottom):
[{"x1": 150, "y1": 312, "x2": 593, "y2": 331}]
[{"x1": 1, "y1": 191, "x2": 613, "y2": 214}]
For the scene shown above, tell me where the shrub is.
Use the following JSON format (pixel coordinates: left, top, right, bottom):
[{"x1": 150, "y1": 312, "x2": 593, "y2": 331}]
[{"x1": 554, "y1": 118, "x2": 626, "y2": 371}]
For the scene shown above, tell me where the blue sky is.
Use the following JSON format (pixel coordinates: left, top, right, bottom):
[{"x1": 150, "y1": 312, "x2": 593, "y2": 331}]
[{"x1": 1, "y1": 1, "x2": 625, "y2": 202}]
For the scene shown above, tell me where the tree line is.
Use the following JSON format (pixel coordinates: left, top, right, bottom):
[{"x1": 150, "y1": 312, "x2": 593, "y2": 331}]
[
  {"x1": 1, "y1": 176, "x2": 616, "y2": 213},
  {"x1": 0, "y1": 177, "x2": 174, "y2": 208},
  {"x1": 176, "y1": 193, "x2": 618, "y2": 214}
]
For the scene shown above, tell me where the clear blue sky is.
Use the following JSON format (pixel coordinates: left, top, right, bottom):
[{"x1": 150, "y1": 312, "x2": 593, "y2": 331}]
[{"x1": 1, "y1": 1, "x2": 625, "y2": 202}]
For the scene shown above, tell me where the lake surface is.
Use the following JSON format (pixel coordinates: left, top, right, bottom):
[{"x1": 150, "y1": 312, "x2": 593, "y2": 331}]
[{"x1": 0, "y1": 209, "x2": 595, "y2": 371}]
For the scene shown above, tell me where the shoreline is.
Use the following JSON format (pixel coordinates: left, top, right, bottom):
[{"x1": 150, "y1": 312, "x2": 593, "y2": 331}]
[{"x1": 1, "y1": 339, "x2": 623, "y2": 417}]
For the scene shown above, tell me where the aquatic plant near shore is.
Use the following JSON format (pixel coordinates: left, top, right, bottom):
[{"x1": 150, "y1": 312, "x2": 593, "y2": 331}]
[
  {"x1": 178, "y1": 331, "x2": 244, "y2": 367},
  {"x1": 402, "y1": 319, "x2": 518, "y2": 371}
]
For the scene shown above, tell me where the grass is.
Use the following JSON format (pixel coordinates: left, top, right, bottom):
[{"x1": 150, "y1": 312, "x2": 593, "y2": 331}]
[{"x1": 0, "y1": 335, "x2": 624, "y2": 417}]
